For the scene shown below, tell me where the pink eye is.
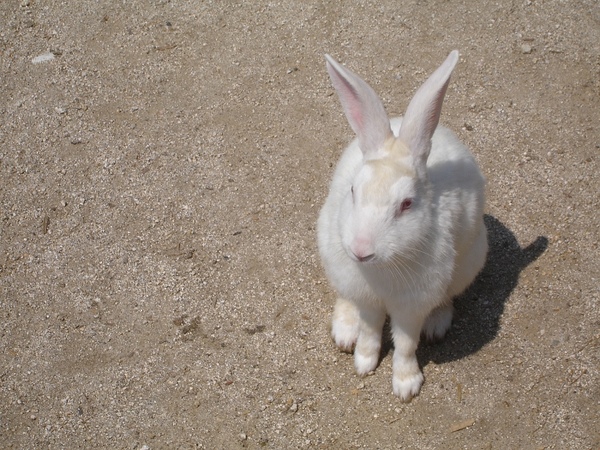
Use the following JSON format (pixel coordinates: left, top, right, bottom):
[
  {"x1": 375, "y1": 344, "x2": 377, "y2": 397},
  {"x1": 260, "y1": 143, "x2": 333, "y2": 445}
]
[{"x1": 396, "y1": 198, "x2": 413, "y2": 216}]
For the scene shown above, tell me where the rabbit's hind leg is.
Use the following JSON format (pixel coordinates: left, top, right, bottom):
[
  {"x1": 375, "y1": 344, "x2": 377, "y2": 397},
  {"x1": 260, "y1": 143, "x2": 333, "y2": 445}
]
[{"x1": 422, "y1": 303, "x2": 453, "y2": 342}]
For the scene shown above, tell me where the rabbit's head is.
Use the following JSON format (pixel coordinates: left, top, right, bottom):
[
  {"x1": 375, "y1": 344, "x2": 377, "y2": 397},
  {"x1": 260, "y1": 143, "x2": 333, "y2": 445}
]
[{"x1": 325, "y1": 51, "x2": 459, "y2": 265}]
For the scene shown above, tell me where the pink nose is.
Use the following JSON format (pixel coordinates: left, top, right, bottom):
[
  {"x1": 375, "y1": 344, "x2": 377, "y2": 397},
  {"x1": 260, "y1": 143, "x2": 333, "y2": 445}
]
[{"x1": 350, "y1": 237, "x2": 375, "y2": 262}]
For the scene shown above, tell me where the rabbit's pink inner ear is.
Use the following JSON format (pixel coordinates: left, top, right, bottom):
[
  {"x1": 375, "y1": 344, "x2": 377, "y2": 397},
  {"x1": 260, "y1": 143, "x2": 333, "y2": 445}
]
[
  {"x1": 326, "y1": 56, "x2": 392, "y2": 158},
  {"x1": 331, "y1": 73, "x2": 365, "y2": 133},
  {"x1": 399, "y1": 51, "x2": 459, "y2": 172}
]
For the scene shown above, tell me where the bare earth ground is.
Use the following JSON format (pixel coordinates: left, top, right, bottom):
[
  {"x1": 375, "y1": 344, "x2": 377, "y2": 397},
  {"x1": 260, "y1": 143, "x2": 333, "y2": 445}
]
[{"x1": 1, "y1": 1, "x2": 599, "y2": 449}]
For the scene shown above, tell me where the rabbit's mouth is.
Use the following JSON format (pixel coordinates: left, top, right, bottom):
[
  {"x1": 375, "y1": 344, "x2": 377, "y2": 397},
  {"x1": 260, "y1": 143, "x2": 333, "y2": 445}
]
[
  {"x1": 347, "y1": 235, "x2": 378, "y2": 264},
  {"x1": 350, "y1": 250, "x2": 376, "y2": 264}
]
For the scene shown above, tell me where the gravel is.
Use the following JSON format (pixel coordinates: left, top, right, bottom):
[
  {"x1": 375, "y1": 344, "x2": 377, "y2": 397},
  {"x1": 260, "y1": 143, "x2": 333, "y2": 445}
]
[{"x1": 1, "y1": 0, "x2": 598, "y2": 449}]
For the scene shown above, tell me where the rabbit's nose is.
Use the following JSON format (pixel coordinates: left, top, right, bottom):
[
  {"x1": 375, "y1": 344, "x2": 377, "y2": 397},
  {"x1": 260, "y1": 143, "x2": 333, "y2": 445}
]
[{"x1": 350, "y1": 238, "x2": 375, "y2": 262}]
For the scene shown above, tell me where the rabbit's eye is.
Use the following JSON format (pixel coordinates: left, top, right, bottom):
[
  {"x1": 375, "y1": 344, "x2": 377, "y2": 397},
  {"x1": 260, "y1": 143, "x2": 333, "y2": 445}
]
[
  {"x1": 351, "y1": 186, "x2": 355, "y2": 202},
  {"x1": 396, "y1": 198, "x2": 413, "y2": 217}
]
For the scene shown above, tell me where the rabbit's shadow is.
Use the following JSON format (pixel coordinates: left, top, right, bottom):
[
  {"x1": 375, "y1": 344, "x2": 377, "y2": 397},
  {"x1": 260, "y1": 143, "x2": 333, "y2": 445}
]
[{"x1": 381, "y1": 214, "x2": 548, "y2": 365}]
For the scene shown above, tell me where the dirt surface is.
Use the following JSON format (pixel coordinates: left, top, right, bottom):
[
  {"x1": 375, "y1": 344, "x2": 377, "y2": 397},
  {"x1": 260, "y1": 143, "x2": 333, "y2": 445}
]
[{"x1": 1, "y1": 1, "x2": 599, "y2": 449}]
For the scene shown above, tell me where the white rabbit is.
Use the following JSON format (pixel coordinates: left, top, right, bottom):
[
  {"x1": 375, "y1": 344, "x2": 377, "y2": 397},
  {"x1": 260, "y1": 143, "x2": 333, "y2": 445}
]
[{"x1": 317, "y1": 51, "x2": 488, "y2": 401}]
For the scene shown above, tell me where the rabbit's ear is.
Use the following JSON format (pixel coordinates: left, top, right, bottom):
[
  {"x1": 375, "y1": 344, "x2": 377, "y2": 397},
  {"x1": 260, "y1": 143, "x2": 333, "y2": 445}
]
[
  {"x1": 326, "y1": 55, "x2": 392, "y2": 158},
  {"x1": 398, "y1": 50, "x2": 459, "y2": 175}
]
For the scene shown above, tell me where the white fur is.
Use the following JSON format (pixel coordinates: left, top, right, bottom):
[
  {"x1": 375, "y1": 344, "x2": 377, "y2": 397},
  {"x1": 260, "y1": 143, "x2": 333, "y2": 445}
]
[
  {"x1": 319, "y1": 51, "x2": 487, "y2": 401},
  {"x1": 331, "y1": 297, "x2": 360, "y2": 352},
  {"x1": 422, "y1": 303, "x2": 454, "y2": 342}
]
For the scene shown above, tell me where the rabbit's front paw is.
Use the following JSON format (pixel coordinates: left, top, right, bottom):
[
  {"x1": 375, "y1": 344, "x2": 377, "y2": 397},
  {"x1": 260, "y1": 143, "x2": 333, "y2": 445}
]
[
  {"x1": 392, "y1": 351, "x2": 423, "y2": 401},
  {"x1": 392, "y1": 370, "x2": 424, "y2": 402},
  {"x1": 331, "y1": 298, "x2": 360, "y2": 352},
  {"x1": 354, "y1": 340, "x2": 380, "y2": 375}
]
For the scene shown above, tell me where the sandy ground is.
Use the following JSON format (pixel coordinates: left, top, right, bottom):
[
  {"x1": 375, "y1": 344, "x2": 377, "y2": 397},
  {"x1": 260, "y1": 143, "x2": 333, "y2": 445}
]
[{"x1": 1, "y1": 1, "x2": 599, "y2": 449}]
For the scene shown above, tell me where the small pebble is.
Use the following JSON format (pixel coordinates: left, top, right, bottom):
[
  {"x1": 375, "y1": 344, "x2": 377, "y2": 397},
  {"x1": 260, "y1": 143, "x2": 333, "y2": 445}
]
[
  {"x1": 239, "y1": 433, "x2": 247, "y2": 441},
  {"x1": 32, "y1": 53, "x2": 55, "y2": 64},
  {"x1": 289, "y1": 402, "x2": 298, "y2": 412},
  {"x1": 521, "y1": 44, "x2": 532, "y2": 54}
]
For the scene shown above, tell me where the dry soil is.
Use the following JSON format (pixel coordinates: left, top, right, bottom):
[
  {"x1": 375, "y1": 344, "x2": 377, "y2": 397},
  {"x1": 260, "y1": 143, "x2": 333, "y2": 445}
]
[{"x1": 1, "y1": 1, "x2": 599, "y2": 449}]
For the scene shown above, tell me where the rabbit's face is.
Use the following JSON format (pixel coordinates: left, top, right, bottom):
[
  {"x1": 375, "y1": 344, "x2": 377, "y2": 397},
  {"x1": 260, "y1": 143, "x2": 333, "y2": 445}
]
[{"x1": 339, "y1": 139, "x2": 430, "y2": 265}]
